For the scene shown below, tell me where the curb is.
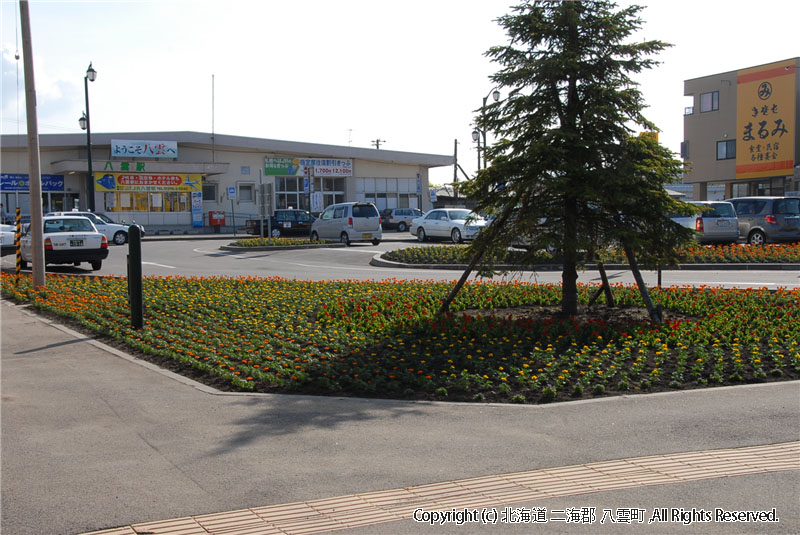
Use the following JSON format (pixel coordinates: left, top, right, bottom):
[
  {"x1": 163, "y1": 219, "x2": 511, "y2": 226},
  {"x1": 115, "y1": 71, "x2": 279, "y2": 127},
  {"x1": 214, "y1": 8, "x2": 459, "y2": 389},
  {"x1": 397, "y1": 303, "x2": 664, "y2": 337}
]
[{"x1": 369, "y1": 253, "x2": 800, "y2": 271}]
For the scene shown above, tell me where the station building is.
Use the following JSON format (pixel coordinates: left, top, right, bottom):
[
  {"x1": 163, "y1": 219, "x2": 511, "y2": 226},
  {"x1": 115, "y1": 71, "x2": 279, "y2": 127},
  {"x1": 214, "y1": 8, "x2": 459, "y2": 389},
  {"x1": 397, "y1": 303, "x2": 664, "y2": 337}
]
[
  {"x1": 682, "y1": 57, "x2": 800, "y2": 200},
  {"x1": 0, "y1": 131, "x2": 453, "y2": 233}
]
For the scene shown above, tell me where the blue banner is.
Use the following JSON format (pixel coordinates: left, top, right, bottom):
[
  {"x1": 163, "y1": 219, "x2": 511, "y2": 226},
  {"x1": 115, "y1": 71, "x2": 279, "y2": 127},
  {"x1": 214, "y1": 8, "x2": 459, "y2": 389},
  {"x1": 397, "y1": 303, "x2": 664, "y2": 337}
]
[{"x1": 1, "y1": 173, "x2": 65, "y2": 192}]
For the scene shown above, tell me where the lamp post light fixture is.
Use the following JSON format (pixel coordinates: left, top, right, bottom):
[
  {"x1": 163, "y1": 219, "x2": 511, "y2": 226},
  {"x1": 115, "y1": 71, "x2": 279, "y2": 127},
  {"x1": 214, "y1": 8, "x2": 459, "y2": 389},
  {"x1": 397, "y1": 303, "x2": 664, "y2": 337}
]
[
  {"x1": 471, "y1": 128, "x2": 482, "y2": 171},
  {"x1": 79, "y1": 62, "x2": 97, "y2": 211}
]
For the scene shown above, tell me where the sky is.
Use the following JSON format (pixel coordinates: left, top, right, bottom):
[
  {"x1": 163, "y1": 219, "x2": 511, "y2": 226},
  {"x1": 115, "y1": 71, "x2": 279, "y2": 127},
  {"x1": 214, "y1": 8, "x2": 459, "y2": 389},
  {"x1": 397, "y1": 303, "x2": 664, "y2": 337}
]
[{"x1": 1, "y1": 0, "x2": 798, "y2": 186}]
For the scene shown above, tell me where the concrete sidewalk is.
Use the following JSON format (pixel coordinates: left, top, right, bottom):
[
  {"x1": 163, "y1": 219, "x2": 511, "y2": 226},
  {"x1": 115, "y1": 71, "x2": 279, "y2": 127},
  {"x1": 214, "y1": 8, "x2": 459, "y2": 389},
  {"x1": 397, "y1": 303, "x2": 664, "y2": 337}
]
[{"x1": 1, "y1": 299, "x2": 798, "y2": 534}]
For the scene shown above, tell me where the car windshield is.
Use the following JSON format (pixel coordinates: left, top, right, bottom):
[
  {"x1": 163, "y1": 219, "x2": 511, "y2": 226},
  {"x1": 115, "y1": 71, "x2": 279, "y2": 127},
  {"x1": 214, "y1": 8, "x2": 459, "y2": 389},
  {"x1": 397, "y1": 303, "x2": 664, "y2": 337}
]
[
  {"x1": 44, "y1": 218, "x2": 95, "y2": 233},
  {"x1": 96, "y1": 213, "x2": 114, "y2": 223}
]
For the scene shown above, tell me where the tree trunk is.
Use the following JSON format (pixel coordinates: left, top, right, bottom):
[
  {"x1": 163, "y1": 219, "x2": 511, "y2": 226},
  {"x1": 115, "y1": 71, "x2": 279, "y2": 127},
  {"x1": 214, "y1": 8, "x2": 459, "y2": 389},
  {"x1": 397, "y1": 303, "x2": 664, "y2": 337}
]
[
  {"x1": 435, "y1": 247, "x2": 487, "y2": 317},
  {"x1": 598, "y1": 261, "x2": 615, "y2": 307},
  {"x1": 587, "y1": 261, "x2": 615, "y2": 308},
  {"x1": 561, "y1": 196, "x2": 579, "y2": 316},
  {"x1": 623, "y1": 242, "x2": 662, "y2": 324},
  {"x1": 435, "y1": 201, "x2": 519, "y2": 317}
]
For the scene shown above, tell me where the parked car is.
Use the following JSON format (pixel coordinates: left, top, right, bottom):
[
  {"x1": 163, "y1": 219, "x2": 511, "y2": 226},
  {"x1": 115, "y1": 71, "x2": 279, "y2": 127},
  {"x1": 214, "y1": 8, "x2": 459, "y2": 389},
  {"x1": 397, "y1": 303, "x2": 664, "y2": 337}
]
[
  {"x1": 245, "y1": 209, "x2": 316, "y2": 237},
  {"x1": 669, "y1": 201, "x2": 739, "y2": 244},
  {"x1": 410, "y1": 208, "x2": 487, "y2": 243},
  {"x1": 46, "y1": 210, "x2": 145, "y2": 245},
  {"x1": 310, "y1": 202, "x2": 382, "y2": 245},
  {"x1": 20, "y1": 215, "x2": 108, "y2": 271},
  {"x1": 1, "y1": 224, "x2": 15, "y2": 256},
  {"x1": 380, "y1": 208, "x2": 423, "y2": 232},
  {"x1": 728, "y1": 196, "x2": 800, "y2": 245}
]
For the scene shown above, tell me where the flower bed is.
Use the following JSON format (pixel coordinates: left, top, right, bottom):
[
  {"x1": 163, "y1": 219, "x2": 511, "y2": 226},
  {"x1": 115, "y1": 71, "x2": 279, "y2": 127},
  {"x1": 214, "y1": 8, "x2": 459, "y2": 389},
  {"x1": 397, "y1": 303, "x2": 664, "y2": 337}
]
[
  {"x1": 231, "y1": 237, "x2": 324, "y2": 247},
  {"x1": 2, "y1": 273, "x2": 798, "y2": 403},
  {"x1": 383, "y1": 242, "x2": 800, "y2": 265}
]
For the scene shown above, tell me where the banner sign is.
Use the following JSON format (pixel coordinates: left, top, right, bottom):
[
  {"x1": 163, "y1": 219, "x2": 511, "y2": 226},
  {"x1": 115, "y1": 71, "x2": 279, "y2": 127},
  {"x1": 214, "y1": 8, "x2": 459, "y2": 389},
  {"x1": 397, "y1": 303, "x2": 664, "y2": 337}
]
[
  {"x1": 191, "y1": 192, "x2": 203, "y2": 227},
  {"x1": 1, "y1": 173, "x2": 64, "y2": 192},
  {"x1": 95, "y1": 173, "x2": 202, "y2": 192},
  {"x1": 264, "y1": 157, "x2": 353, "y2": 176},
  {"x1": 111, "y1": 139, "x2": 178, "y2": 159},
  {"x1": 736, "y1": 59, "x2": 796, "y2": 179}
]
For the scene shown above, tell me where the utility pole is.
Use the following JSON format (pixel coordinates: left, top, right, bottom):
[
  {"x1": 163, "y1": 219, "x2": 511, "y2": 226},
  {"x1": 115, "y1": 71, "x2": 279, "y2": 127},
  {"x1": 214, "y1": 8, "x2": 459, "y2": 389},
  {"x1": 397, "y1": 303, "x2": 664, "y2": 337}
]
[
  {"x1": 19, "y1": 0, "x2": 45, "y2": 288},
  {"x1": 453, "y1": 138, "x2": 459, "y2": 199},
  {"x1": 371, "y1": 139, "x2": 385, "y2": 149}
]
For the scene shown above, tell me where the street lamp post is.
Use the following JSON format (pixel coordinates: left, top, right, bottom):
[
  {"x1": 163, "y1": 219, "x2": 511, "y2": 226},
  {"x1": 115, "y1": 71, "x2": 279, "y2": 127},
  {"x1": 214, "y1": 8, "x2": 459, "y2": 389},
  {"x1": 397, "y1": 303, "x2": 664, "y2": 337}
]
[
  {"x1": 473, "y1": 87, "x2": 500, "y2": 171},
  {"x1": 79, "y1": 63, "x2": 97, "y2": 211},
  {"x1": 471, "y1": 129, "x2": 482, "y2": 170}
]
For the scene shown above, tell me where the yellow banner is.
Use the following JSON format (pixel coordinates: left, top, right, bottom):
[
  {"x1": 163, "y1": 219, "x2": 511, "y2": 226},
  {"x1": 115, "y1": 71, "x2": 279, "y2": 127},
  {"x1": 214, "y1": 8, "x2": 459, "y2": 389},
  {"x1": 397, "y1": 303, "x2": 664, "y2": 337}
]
[
  {"x1": 736, "y1": 59, "x2": 796, "y2": 179},
  {"x1": 94, "y1": 173, "x2": 203, "y2": 192}
]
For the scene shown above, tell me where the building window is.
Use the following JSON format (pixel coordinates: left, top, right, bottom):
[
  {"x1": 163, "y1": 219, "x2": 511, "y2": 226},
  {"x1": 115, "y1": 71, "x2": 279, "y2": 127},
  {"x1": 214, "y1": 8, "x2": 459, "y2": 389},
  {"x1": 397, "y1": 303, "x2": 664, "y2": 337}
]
[
  {"x1": 680, "y1": 141, "x2": 689, "y2": 159},
  {"x1": 276, "y1": 177, "x2": 307, "y2": 210},
  {"x1": 238, "y1": 183, "x2": 254, "y2": 202},
  {"x1": 716, "y1": 140, "x2": 736, "y2": 160},
  {"x1": 203, "y1": 183, "x2": 217, "y2": 202},
  {"x1": 700, "y1": 91, "x2": 719, "y2": 112}
]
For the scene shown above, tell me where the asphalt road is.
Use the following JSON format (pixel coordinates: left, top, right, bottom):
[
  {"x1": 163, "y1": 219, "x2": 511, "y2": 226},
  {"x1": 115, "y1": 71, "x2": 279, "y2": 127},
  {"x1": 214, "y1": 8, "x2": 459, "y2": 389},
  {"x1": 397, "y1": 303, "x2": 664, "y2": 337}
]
[{"x1": 2, "y1": 232, "x2": 798, "y2": 288}]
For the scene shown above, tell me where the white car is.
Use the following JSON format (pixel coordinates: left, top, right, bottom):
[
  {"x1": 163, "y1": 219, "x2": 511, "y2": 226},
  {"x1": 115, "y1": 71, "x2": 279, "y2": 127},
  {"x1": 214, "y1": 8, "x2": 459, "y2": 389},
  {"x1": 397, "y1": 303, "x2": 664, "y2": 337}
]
[
  {"x1": 47, "y1": 211, "x2": 145, "y2": 245},
  {"x1": 20, "y1": 215, "x2": 108, "y2": 271},
  {"x1": 410, "y1": 209, "x2": 487, "y2": 243},
  {"x1": 1, "y1": 224, "x2": 15, "y2": 256}
]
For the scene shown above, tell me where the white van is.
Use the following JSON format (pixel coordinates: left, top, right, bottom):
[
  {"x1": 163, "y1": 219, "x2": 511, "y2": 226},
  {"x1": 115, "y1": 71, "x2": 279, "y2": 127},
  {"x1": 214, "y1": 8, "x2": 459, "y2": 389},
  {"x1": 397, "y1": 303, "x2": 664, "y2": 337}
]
[{"x1": 310, "y1": 202, "x2": 382, "y2": 245}]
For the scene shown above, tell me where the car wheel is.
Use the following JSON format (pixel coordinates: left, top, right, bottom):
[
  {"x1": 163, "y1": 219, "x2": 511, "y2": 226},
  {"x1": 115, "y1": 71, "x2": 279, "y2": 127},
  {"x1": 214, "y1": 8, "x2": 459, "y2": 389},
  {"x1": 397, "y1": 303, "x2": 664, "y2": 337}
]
[
  {"x1": 310, "y1": 231, "x2": 320, "y2": 242},
  {"x1": 451, "y1": 228, "x2": 462, "y2": 243},
  {"x1": 90, "y1": 260, "x2": 102, "y2": 271},
  {"x1": 271, "y1": 228, "x2": 282, "y2": 238},
  {"x1": 113, "y1": 231, "x2": 127, "y2": 245},
  {"x1": 747, "y1": 229, "x2": 766, "y2": 245},
  {"x1": 417, "y1": 228, "x2": 427, "y2": 242},
  {"x1": 340, "y1": 232, "x2": 351, "y2": 246},
  {"x1": 19, "y1": 258, "x2": 27, "y2": 270},
  {"x1": 397, "y1": 222, "x2": 407, "y2": 232},
  {"x1": 371, "y1": 239, "x2": 381, "y2": 245}
]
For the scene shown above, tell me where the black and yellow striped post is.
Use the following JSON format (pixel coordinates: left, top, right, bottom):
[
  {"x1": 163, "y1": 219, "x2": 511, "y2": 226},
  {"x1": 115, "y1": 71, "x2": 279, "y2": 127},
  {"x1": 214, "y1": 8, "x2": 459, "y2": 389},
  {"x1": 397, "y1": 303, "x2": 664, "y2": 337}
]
[{"x1": 15, "y1": 208, "x2": 21, "y2": 277}]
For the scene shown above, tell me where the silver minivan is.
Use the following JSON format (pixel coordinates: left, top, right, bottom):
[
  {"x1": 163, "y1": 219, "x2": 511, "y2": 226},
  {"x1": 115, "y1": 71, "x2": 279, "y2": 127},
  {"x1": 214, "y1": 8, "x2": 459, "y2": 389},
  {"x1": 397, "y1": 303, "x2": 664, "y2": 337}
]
[
  {"x1": 310, "y1": 202, "x2": 382, "y2": 245},
  {"x1": 670, "y1": 201, "x2": 739, "y2": 244},
  {"x1": 728, "y1": 196, "x2": 800, "y2": 245}
]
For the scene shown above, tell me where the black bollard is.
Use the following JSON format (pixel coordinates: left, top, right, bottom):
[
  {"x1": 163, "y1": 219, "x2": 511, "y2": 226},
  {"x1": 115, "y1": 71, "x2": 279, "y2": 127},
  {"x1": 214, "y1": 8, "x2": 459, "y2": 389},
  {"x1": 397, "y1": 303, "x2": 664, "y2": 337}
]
[{"x1": 128, "y1": 225, "x2": 144, "y2": 329}]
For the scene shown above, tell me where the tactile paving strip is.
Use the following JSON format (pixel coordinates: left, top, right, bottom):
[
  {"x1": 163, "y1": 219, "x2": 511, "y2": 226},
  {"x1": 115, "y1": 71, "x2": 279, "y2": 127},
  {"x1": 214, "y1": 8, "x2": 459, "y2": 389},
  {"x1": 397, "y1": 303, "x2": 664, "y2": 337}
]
[{"x1": 83, "y1": 441, "x2": 799, "y2": 535}]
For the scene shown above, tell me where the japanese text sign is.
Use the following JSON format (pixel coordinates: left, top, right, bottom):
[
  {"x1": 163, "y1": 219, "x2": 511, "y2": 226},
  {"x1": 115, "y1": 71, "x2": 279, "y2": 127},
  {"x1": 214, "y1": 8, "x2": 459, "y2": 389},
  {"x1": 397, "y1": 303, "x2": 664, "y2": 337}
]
[
  {"x1": 110, "y1": 140, "x2": 178, "y2": 159},
  {"x1": 94, "y1": 173, "x2": 202, "y2": 192},
  {"x1": 736, "y1": 59, "x2": 796, "y2": 179},
  {"x1": 1, "y1": 173, "x2": 64, "y2": 192},
  {"x1": 264, "y1": 157, "x2": 353, "y2": 176}
]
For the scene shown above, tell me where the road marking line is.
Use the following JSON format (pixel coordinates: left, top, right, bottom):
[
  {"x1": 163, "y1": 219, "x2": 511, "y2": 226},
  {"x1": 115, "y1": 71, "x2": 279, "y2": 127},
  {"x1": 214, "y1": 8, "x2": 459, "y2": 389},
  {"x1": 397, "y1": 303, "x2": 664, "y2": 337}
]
[{"x1": 141, "y1": 262, "x2": 176, "y2": 269}]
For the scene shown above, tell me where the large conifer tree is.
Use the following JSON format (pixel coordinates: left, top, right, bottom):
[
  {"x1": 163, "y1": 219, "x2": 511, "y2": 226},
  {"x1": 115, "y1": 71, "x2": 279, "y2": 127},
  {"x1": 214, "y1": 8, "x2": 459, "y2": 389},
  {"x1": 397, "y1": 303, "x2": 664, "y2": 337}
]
[{"x1": 464, "y1": 0, "x2": 695, "y2": 316}]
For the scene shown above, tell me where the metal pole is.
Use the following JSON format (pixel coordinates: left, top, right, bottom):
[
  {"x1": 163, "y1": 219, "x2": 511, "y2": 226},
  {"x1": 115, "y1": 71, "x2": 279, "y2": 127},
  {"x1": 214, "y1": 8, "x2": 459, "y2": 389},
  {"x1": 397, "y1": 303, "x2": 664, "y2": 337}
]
[
  {"x1": 127, "y1": 225, "x2": 143, "y2": 329},
  {"x1": 14, "y1": 208, "x2": 21, "y2": 276},
  {"x1": 259, "y1": 168, "x2": 264, "y2": 239},
  {"x1": 19, "y1": 0, "x2": 45, "y2": 288},
  {"x1": 84, "y1": 69, "x2": 95, "y2": 212},
  {"x1": 476, "y1": 134, "x2": 481, "y2": 171},
  {"x1": 230, "y1": 197, "x2": 236, "y2": 237}
]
